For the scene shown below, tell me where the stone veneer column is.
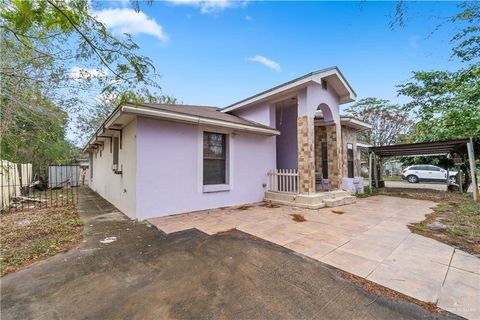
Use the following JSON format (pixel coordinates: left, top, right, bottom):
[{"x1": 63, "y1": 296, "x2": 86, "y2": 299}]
[
  {"x1": 297, "y1": 116, "x2": 316, "y2": 194},
  {"x1": 326, "y1": 124, "x2": 342, "y2": 189}
]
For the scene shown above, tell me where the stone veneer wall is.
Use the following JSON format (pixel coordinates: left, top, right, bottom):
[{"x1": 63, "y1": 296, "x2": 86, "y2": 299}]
[
  {"x1": 314, "y1": 126, "x2": 327, "y2": 174},
  {"x1": 340, "y1": 126, "x2": 358, "y2": 177},
  {"x1": 297, "y1": 116, "x2": 316, "y2": 194},
  {"x1": 326, "y1": 125, "x2": 342, "y2": 189}
]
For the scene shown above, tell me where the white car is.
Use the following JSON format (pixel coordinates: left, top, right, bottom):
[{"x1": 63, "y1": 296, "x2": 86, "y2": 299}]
[{"x1": 402, "y1": 165, "x2": 457, "y2": 184}]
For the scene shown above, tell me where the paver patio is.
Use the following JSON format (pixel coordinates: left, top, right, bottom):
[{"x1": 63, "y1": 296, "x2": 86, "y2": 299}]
[{"x1": 149, "y1": 195, "x2": 480, "y2": 320}]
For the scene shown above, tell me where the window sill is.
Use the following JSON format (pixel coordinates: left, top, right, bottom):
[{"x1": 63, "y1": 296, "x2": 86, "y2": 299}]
[{"x1": 203, "y1": 184, "x2": 231, "y2": 193}]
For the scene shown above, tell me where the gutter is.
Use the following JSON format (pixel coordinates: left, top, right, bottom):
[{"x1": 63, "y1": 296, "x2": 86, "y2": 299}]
[{"x1": 121, "y1": 105, "x2": 280, "y2": 136}]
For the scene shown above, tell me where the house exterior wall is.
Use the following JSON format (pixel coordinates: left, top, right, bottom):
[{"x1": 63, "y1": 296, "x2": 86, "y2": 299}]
[
  {"x1": 297, "y1": 83, "x2": 340, "y2": 121},
  {"x1": 314, "y1": 126, "x2": 327, "y2": 174},
  {"x1": 297, "y1": 116, "x2": 316, "y2": 193},
  {"x1": 89, "y1": 120, "x2": 137, "y2": 218},
  {"x1": 232, "y1": 102, "x2": 276, "y2": 127},
  {"x1": 340, "y1": 126, "x2": 358, "y2": 177},
  {"x1": 135, "y1": 117, "x2": 276, "y2": 220},
  {"x1": 296, "y1": 83, "x2": 343, "y2": 192},
  {"x1": 275, "y1": 104, "x2": 298, "y2": 169},
  {"x1": 314, "y1": 125, "x2": 360, "y2": 182},
  {"x1": 325, "y1": 125, "x2": 342, "y2": 189}
]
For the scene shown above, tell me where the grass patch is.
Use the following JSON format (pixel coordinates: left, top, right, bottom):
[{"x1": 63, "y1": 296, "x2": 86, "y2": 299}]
[
  {"x1": 383, "y1": 176, "x2": 403, "y2": 182},
  {"x1": 0, "y1": 205, "x2": 83, "y2": 275},
  {"x1": 290, "y1": 214, "x2": 306, "y2": 222},
  {"x1": 356, "y1": 187, "x2": 378, "y2": 198},
  {"x1": 384, "y1": 189, "x2": 480, "y2": 256}
]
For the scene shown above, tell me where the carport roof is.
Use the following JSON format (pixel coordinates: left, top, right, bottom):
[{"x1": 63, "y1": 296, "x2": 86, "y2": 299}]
[{"x1": 369, "y1": 139, "x2": 470, "y2": 157}]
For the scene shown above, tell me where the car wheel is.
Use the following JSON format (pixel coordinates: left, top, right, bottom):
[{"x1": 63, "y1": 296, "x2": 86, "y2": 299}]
[
  {"x1": 449, "y1": 176, "x2": 457, "y2": 184},
  {"x1": 407, "y1": 175, "x2": 419, "y2": 183}
]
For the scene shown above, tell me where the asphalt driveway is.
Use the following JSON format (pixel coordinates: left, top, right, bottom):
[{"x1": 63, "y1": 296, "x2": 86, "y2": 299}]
[{"x1": 0, "y1": 188, "x2": 455, "y2": 320}]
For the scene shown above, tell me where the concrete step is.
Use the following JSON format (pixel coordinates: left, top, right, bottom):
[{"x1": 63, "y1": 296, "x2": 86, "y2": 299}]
[
  {"x1": 264, "y1": 191, "x2": 356, "y2": 209},
  {"x1": 324, "y1": 195, "x2": 357, "y2": 207},
  {"x1": 264, "y1": 191, "x2": 326, "y2": 209}
]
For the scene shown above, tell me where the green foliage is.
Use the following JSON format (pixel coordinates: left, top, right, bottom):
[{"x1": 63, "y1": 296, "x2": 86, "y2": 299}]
[
  {"x1": 76, "y1": 90, "x2": 177, "y2": 145},
  {"x1": 1, "y1": 0, "x2": 160, "y2": 96},
  {"x1": 345, "y1": 97, "x2": 413, "y2": 146},
  {"x1": 0, "y1": 0, "x2": 170, "y2": 161},
  {"x1": 356, "y1": 186, "x2": 378, "y2": 198},
  {"x1": 0, "y1": 85, "x2": 79, "y2": 165},
  {"x1": 391, "y1": 1, "x2": 480, "y2": 63},
  {"x1": 398, "y1": 64, "x2": 480, "y2": 141},
  {"x1": 450, "y1": 1, "x2": 480, "y2": 63}
]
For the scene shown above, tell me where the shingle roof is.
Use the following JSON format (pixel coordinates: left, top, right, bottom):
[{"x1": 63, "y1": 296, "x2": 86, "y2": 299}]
[{"x1": 132, "y1": 103, "x2": 275, "y2": 130}]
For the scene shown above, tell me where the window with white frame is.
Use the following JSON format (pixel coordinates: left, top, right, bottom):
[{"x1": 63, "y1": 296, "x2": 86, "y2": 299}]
[{"x1": 203, "y1": 132, "x2": 227, "y2": 185}]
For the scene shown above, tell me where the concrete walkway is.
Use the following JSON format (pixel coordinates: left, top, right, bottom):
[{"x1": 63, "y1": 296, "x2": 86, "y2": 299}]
[{"x1": 149, "y1": 195, "x2": 480, "y2": 320}]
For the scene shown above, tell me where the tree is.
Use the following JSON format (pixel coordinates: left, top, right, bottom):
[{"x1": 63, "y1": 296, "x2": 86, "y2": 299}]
[
  {"x1": 391, "y1": 1, "x2": 480, "y2": 63},
  {"x1": 345, "y1": 98, "x2": 414, "y2": 146},
  {"x1": 0, "y1": 86, "x2": 79, "y2": 167},
  {"x1": 1, "y1": 0, "x2": 160, "y2": 99},
  {"x1": 76, "y1": 90, "x2": 177, "y2": 145},
  {"x1": 0, "y1": 0, "x2": 164, "y2": 148},
  {"x1": 391, "y1": 1, "x2": 480, "y2": 192},
  {"x1": 397, "y1": 64, "x2": 480, "y2": 142}
]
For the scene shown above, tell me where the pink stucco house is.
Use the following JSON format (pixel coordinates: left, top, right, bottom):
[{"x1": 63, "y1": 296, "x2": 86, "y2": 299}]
[{"x1": 85, "y1": 67, "x2": 371, "y2": 220}]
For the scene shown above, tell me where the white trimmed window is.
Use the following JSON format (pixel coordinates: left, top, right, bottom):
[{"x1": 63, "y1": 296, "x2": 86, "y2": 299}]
[{"x1": 203, "y1": 132, "x2": 227, "y2": 185}]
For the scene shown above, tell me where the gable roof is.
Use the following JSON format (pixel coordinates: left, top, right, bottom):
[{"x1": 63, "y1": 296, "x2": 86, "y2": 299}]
[
  {"x1": 222, "y1": 66, "x2": 357, "y2": 113},
  {"x1": 133, "y1": 103, "x2": 275, "y2": 130},
  {"x1": 83, "y1": 103, "x2": 279, "y2": 151}
]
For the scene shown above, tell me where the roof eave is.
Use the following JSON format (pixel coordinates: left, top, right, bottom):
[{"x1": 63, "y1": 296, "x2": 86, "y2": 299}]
[
  {"x1": 222, "y1": 66, "x2": 356, "y2": 113},
  {"x1": 83, "y1": 104, "x2": 280, "y2": 151},
  {"x1": 340, "y1": 117, "x2": 372, "y2": 131},
  {"x1": 121, "y1": 105, "x2": 279, "y2": 136}
]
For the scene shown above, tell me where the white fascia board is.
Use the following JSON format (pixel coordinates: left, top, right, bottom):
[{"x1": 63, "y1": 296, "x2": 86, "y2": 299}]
[
  {"x1": 222, "y1": 69, "x2": 356, "y2": 113},
  {"x1": 222, "y1": 77, "x2": 316, "y2": 113},
  {"x1": 121, "y1": 105, "x2": 280, "y2": 136},
  {"x1": 340, "y1": 117, "x2": 372, "y2": 130},
  {"x1": 323, "y1": 69, "x2": 357, "y2": 102},
  {"x1": 104, "y1": 109, "x2": 122, "y2": 129}
]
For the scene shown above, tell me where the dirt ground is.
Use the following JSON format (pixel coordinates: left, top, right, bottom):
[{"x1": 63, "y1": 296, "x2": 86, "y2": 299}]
[
  {"x1": 378, "y1": 188, "x2": 480, "y2": 255},
  {"x1": 0, "y1": 187, "x2": 461, "y2": 320},
  {"x1": 0, "y1": 204, "x2": 83, "y2": 275}
]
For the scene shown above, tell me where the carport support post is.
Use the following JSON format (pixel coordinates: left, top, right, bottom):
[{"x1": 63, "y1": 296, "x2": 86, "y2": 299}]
[
  {"x1": 467, "y1": 138, "x2": 478, "y2": 202},
  {"x1": 368, "y1": 152, "x2": 373, "y2": 189}
]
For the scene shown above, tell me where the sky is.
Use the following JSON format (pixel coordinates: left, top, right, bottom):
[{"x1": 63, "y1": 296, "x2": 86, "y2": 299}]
[{"x1": 90, "y1": 0, "x2": 464, "y2": 109}]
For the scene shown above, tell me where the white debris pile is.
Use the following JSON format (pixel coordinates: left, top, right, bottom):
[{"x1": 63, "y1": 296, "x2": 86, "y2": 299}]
[{"x1": 99, "y1": 236, "x2": 117, "y2": 244}]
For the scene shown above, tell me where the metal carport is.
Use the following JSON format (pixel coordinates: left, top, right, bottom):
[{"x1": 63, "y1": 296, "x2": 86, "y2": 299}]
[{"x1": 368, "y1": 138, "x2": 478, "y2": 202}]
